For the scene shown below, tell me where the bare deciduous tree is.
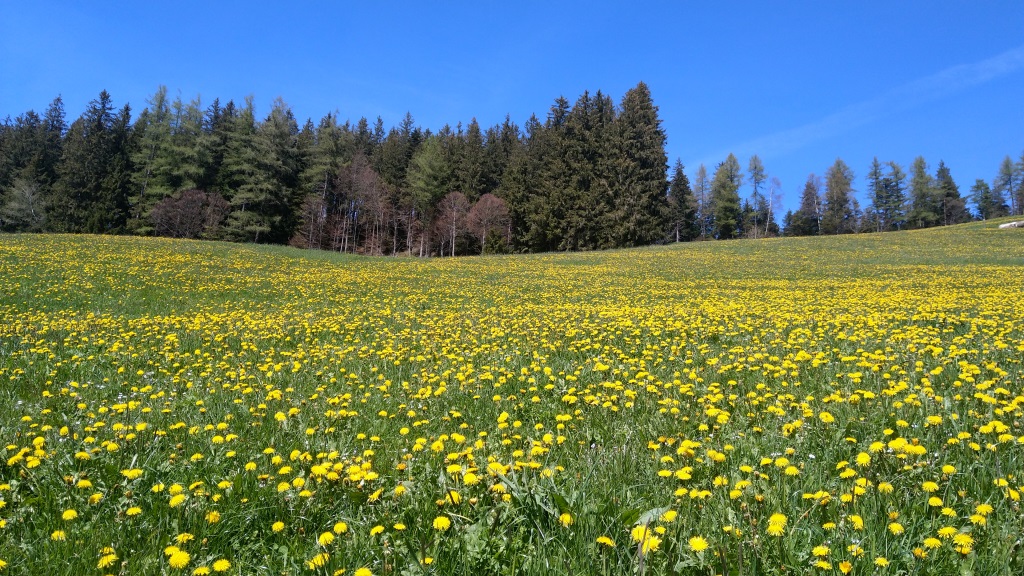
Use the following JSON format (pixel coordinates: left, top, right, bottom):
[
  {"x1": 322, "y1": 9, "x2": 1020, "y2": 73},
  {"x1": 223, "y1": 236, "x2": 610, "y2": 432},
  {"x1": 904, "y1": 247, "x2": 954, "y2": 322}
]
[{"x1": 467, "y1": 193, "x2": 510, "y2": 253}]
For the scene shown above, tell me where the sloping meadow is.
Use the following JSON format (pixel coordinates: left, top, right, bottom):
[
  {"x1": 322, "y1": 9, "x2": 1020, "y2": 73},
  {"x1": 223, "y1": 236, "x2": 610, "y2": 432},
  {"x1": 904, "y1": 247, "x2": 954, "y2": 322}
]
[{"x1": 1, "y1": 222, "x2": 1022, "y2": 575}]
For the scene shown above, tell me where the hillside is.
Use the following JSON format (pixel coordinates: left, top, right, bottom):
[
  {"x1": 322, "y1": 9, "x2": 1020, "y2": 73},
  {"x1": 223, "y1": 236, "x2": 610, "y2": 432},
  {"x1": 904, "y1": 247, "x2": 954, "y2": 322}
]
[{"x1": 0, "y1": 220, "x2": 1022, "y2": 575}]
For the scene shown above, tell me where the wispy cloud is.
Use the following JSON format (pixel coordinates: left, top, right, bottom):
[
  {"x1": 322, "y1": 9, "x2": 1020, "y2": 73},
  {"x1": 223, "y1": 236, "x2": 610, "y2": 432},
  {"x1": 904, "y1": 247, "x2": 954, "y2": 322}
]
[{"x1": 692, "y1": 44, "x2": 1024, "y2": 168}]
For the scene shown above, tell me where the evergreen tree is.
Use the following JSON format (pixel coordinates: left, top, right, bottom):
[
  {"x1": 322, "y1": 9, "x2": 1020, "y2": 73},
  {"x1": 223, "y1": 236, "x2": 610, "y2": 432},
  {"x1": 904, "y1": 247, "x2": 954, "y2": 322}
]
[
  {"x1": 993, "y1": 155, "x2": 1021, "y2": 215},
  {"x1": 667, "y1": 159, "x2": 696, "y2": 242},
  {"x1": 789, "y1": 174, "x2": 822, "y2": 236},
  {"x1": 500, "y1": 115, "x2": 548, "y2": 252},
  {"x1": 867, "y1": 159, "x2": 907, "y2": 231},
  {"x1": 545, "y1": 91, "x2": 616, "y2": 251},
  {"x1": 219, "y1": 97, "x2": 285, "y2": 242},
  {"x1": 866, "y1": 157, "x2": 885, "y2": 232},
  {"x1": 458, "y1": 118, "x2": 488, "y2": 200},
  {"x1": 406, "y1": 137, "x2": 448, "y2": 256},
  {"x1": 709, "y1": 154, "x2": 743, "y2": 239},
  {"x1": 820, "y1": 158, "x2": 855, "y2": 234},
  {"x1": 970, "y1": 179, "x2": 1006, "y2": 219},
  {"x1": 881, "y1": 161, "x2": 908, "y2": 230},
  {"x1": 907, "y1": 156, "x2": 940, "y2": 229},
  {"x1": 933, "y1": 161, "x2": 971, "y2": 225},
  {"x1": 51, "y1": 90, "x2": 133, "y2": 233},
  {"x1": 611, "y1": 82, "x2": 669, "y2": 247}
]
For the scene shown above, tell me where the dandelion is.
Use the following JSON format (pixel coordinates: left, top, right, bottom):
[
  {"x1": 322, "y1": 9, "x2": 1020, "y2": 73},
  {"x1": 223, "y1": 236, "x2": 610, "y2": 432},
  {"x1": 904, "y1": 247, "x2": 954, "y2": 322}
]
[
  {"x1": 318, "y1": 532, "x2": 335, "y2": 546},
  {"x1": 212, "y1": 559, "x2": 231, "y2": 572},
  {"x1": 631, "y1": 525, "x2": 651, "y2": 543},
  {"x1": 874, "y1": 556, "x2": 889, "y2": 567},
  {"x1": 766, "y1": 513, "x2": 787, "y2": 536},
  {"x1": 812, "y1": 545, "x2": 829, "y2": 557},
  {"x1": 98, "y1": 553, "x2": 119, "y2": 569},
  {"x1": 689, "y1": 536, "x2": 709, "y2": 552},
  {"x1": 333, "y1": 521, "x2": 348, "y2": 534},
  {"x1": 306, "y1": 553, "x2": 329, "y2": 570},
  {"x1": 432, "y1": 516, "x2": 451, "y2": 531},
  {"x1": 169, "y1": 550, "x2": 190, "y2": 569},
  {"x1": 62, "y1": 509, "x2": 78, "y2": 521},
  {"x1": 596, "y1": 536, "x2": 615, "y2": 547},
  {"x1": 558, "y1": 512, "x2": 573, "y2": 527},
  {"x1": 354, "y1": 568, "x2": 373, "y2": 576},
  {"x1": 272, "y1": 521, "x2": 285, "y2": 533},
  {"x1": 888, "y1": 522, "x2": 904, "y2": 535},
  {"x1": 51, "y1": 530, "x2": 66, "y2": 541}
]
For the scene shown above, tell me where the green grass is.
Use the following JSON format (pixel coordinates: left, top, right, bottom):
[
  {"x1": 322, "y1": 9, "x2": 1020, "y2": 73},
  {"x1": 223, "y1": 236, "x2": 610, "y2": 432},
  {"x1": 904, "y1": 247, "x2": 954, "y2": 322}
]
[{"x1": 0, "y1": 219, "x2": 1023, "y2": 575}]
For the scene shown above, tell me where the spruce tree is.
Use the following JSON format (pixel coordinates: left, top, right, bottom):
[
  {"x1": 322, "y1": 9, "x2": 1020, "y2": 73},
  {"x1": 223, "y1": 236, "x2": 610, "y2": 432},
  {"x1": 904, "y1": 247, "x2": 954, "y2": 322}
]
[
  {"x1": 907, "y1": 156, "x2": 940, "y2": 229},
  {"x1": 790, "y1": 174, "x2": 822, "y2": 236},
  {"x1": 51, "y1": 90, "x2": 132, "y2": 233},
  {"x1": 667, "y1": 159, "x2": 696, "y2": 242},
  {"x1": 934, "y1": 161, "x2": 970, "y2": 225},
  {"x1": 611, "y1": 82, "x2": 669, "y2": 247},
  {"x1": 971, "y1": 179, "x2": 1006, "y2": 220}
]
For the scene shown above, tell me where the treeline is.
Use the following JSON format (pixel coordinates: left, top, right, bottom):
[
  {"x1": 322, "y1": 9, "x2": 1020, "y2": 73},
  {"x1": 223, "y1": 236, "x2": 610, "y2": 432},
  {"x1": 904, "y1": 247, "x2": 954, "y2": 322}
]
[
  {"x1": 781, "y1": 155, "x2": 1023, "y2": 236},
  {"x1": 1, "y1": 85, "x2": 1022, "y2": 255}
]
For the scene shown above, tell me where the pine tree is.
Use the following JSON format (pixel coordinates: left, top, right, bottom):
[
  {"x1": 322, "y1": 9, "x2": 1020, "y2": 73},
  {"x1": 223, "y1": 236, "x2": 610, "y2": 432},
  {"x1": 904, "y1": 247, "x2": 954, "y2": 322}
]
[
  {"x1": 934, "y1": 161, "x2": 970, "y2": 225},
  {"x1": 882, "y1": 161, "x2": 908, "y2": 231},
  {"x1": 789, "y1": 174, "x2": 822, "y2": 236},
  {"x1": 709, "y1": 154, "x2": 743, "y2": 239},
  {"x1": 611, "y1": 82, "x2": 669, "y2": 247},
  {"x1": 667, "y1": 159, "x2": 696, "y2": 242},
  {"x1": 500, "y1": 115, "x2": 548, "y2": 252},
  {"x1": 971, "y1": 179, "x2": 1006, "y2": 220},
  {"x1": 867, "y1": 159, "x2": 907, "y2": 231},
  {"x1": 458, "y1": 118, "x2": 488, "y2": 201},
  {"x1": 820, "y1": 158, "x2": 855, "y2": 234},
  {"x1": 51, "y1": 90, "x2": 133, "y2": 233},
  {"x1": 866, "y1": 157, "x2": 885, "y2": 232},
  {"x1": 907, "y1": 156, "x2": 940, "y2": 229}
]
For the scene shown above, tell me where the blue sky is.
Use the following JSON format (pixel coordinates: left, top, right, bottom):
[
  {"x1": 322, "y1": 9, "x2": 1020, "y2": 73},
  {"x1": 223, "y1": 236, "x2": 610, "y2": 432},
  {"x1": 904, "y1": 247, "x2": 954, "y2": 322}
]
[{"x1": 2, "y1": 1, "x2": 1022, "y2": 213}]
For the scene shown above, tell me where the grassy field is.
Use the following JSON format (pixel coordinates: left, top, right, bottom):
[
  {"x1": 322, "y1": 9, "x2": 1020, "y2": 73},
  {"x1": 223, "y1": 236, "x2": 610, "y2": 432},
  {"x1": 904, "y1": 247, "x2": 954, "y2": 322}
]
[{"x1": 1, "y1": 220, "x2": 1023, "y2": 575}]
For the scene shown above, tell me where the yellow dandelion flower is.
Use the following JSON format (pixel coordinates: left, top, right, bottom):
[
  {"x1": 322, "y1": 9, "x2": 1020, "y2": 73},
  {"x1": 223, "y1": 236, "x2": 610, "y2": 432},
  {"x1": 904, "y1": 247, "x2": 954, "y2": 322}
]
[{"x1": 688, "y1": 536, "x2": 709, "y2": 552}]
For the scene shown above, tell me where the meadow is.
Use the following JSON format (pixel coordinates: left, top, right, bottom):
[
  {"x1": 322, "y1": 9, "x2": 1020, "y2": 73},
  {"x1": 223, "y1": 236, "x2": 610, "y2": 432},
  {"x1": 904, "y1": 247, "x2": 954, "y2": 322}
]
[{"x1": 1, "y1": 220, "x2": 1022, "y2": 575}]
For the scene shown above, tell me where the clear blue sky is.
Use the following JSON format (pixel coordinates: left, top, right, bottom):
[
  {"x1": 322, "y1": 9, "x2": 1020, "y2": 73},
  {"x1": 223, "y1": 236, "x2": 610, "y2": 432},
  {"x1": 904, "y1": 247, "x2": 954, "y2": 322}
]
[{"x1": 2, "y1": 1, "x2": 1022, "y2": 212}]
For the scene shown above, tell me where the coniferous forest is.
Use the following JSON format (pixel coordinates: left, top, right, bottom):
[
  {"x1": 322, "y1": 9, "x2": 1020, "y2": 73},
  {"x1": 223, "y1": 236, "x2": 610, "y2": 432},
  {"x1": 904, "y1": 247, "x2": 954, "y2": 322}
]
[{"x1": 1, "y1": 84, "x2": 1022, "y2": 255}]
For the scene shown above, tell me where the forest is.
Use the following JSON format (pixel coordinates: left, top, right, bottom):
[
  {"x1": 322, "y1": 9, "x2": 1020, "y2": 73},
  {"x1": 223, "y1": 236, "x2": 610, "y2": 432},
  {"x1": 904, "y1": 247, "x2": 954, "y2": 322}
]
[{"x1": 1, "y1": 83, "x2": 1022, "y2": 255}]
